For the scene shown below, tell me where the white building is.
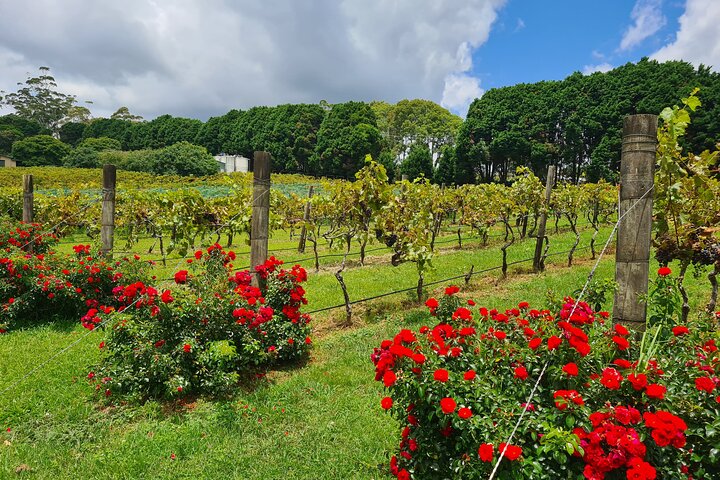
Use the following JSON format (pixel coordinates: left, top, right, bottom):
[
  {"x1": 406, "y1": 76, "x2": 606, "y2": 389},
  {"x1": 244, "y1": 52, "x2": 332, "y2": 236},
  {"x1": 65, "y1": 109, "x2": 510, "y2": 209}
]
[
  {"x1": 214, "y1": 154, "x2": 250, "y2": 173},
  {"x1": 0, "y1": 155, "x2": 17, "y2": 168}
]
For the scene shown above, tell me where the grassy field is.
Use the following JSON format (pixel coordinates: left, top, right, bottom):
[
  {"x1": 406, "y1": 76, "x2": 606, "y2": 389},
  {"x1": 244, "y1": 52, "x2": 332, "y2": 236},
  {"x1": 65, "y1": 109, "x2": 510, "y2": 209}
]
[{"x1": 0, "y1": 221, "x2": 716, "y2": 479}]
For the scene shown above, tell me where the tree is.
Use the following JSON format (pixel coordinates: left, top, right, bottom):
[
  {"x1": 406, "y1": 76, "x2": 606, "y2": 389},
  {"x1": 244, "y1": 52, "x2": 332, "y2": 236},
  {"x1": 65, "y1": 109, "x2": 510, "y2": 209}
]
[
  {"x1": 63, "y1": 135, "x2": 124, "y2": 167},
  {"x1": 457, "y1": 58, "x2": 720, "y2": 182},
  {"x1": 0, "y1": 67, "x2": 80, "y2": 133},
  {"x1": 401, "y1": 143, "x2": 433, "y2": 180},
  {"x1": 0, "y1": 125, "x2": 23, "y2": 155},
  {"x1": 11, "y1": 134, "x2": 71, "y2": 166},
  {"x1": 433, "y1": 146, "x2": 456, "y2": 185},
  {"x1": 384, "y1": 99, "x2": 462, "y2": 159},
  {"x1": 0, "y1": 114, "x2": 47, "y2": 137},
  {"x1": 80, "y1": 137, "x2": 122, "y2": 151},
  {"x1": 110, "y1": 106, "x2": 143, "y2": 122},
  {"x1": 63, "y1": 105, "x2": 93, "y2": 124},
  {"x1": 312, "y1": 101, "x2": 381, "y2": 178},
  {"x1": 82, "y1": 118, "x2": 132, "y2": 147},
  {"x1": 59, "y1": 122, "x2": 87, "y2": 147},
  {"x1": 147, "y1": 142, "x2": 218, "y2": 176},
  {"x1": 378, "y1": 150, "x2": 397, "y2": 182},
  {"x1": 62, "y1": 145, "x2": 102, "y2": 168}
]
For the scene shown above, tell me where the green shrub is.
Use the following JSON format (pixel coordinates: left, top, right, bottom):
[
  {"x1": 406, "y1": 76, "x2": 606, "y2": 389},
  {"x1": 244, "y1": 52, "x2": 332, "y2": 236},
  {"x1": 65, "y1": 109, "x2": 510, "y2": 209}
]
[{"x1": 11, "y1": 134, "x2": 71, "y2": 166}]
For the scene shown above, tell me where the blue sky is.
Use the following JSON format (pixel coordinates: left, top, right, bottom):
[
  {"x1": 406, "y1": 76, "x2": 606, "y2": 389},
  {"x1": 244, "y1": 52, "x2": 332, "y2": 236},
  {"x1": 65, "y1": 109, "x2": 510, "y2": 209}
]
[
  {"x1": 475, "y1": 0, "x2": 686, "y2": 89},
  {"x1": 0, "y1": 0, "x2": 718, "y2": 119}
]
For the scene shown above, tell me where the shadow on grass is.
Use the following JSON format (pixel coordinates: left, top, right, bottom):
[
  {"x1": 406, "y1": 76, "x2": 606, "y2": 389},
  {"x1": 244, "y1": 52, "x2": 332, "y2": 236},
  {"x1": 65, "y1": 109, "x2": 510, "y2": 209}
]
[
  {"x1": 91, "y1": 353, "x2": 314, "y2": 423},
  {"x1": 10, "y1": 313, "x2": 80, "y2": 334}
]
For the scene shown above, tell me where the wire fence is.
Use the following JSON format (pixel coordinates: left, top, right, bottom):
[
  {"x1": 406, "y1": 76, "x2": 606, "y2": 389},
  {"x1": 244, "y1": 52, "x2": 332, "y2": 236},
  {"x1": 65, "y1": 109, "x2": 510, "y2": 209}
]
[{"x1": 0, "y1": 184, "x2": 615, "y2": 402}]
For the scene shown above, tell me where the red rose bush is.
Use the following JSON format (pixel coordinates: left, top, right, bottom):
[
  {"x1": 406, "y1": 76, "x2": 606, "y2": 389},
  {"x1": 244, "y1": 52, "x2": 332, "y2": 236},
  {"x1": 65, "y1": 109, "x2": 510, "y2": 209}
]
[
  {"x1": 86, "y1": 247, "x2": 312, "y2": 401},
  {"x1": 372, "y1": 272, "x2": 720, "y2": 479},
  {"x1": 1, "y1": 219, "x2": 149, "y2": 332}
]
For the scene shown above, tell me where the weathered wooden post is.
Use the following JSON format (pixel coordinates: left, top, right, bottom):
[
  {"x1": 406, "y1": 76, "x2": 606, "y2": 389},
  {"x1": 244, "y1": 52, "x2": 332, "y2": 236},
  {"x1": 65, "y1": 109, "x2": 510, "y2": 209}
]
[
  {"x1": 251, "y1": 151, "x2": 271, "y2": 286},
  {"x1": 401, "y1": 174, "x2": 408, "y2": 182},
  {"x1": 613, "y1": 114, "x2": 657, "y2": 332},
  {"x1": 101, "y1": 164, "x2": 116, "y2": 258},
  {"x1": 297, "y1": 185, "x2": 314, "y2": 253},
  {"x1": 533, "y1": 165, "x2": 555, "y2": 272},
  {"x1": 22, "y1": 174, "x2": 33, "y2": 223}
]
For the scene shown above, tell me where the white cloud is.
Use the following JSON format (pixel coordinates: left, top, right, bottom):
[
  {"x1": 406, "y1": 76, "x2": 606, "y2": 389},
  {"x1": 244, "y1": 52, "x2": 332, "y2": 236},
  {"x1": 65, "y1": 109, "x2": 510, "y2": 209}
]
[
  {"x1": 515, "y1": 18, "x2": 525, "y2": 32},
  {"x1": 0, "y1": 0, "x2": 506, "y2": 120},
  {"x1": 620, "y1": 0, "x2": 666, "y2": 51},
  {"x1": 582, "y1": 63, "x2": 614, "y2": 75},
  {"x1": 441, "y1": 74, "x2": 483, "y2": 116},
  {"x1": 652, "y1": 0, "x2": 720, "y2": 69}
]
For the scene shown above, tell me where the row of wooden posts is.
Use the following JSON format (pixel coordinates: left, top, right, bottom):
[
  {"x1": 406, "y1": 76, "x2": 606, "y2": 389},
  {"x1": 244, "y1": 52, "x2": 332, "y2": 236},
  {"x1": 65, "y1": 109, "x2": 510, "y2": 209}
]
[{"x1": 17, "y1": 114, "x2": 657, "y2": 328}]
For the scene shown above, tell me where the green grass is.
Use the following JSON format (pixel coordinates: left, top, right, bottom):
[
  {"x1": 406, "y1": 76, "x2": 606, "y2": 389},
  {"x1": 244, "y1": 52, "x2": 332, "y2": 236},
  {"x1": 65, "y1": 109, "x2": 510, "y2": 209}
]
[{"x1": 0, "y1": 222, "x2": 716, "y2": 478}]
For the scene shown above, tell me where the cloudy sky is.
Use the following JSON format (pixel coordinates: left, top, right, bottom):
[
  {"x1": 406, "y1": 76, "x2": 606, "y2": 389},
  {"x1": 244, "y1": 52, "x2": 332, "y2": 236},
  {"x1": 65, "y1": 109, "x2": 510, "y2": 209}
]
[{"x1": 0, "y1": 0, "x2": 718, "y2": 120}]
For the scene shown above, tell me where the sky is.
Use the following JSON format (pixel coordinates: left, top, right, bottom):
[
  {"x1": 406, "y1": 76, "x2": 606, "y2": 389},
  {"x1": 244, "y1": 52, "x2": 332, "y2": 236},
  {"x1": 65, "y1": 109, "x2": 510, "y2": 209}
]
[{"x1": 0, "y1": 0, "x2": 719, "y2": 121}]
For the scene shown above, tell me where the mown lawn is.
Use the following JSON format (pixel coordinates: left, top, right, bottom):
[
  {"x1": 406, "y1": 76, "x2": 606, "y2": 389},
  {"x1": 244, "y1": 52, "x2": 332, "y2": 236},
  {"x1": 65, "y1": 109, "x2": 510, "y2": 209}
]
[{"x1": 0, "y1": 223, "x2": 714, "y2": 479}]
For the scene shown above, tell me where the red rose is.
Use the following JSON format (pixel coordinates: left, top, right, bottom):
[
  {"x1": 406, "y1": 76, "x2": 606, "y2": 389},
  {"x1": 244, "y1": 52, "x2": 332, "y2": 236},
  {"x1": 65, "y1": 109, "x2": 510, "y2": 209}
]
[
  {"x1": 440, "y1": 397, "x2": 456, "y2": 414},
  {"x1": 499, "y1": 443, "x2": 522, "y2": 461},
  {"x1": 547, "y1": 335, "x2": 562, "y2": 351},
  {"x1": 514, "y1": 366, "x2": 528, "y2": 380},
  {"x1": 672, "y1": 325, "x2": 689, "y2": 336},
  {"x1": 383, "y1": 370, "x2": 397, "y2": 387},
  {"x1": 628, "y1": 373, "x2": 648, "y2": 391},
  {"x1": 174, "y1": 270, "x2": 189, "y2": 284},
  {"x1": 695, "y1": 376, "x2": 716, "y2": 393},
  {"x1": 645, "y1": 383, "x2": 667, "y2": 399},
  {"x1": 600, "y1": 367, "x2": 623, "y2": 390},
  {"x1": 562, "y1": 363, "x2": 579, "y2": 376},
  {"x1": 425, "y1": 297, "x2": 438, "y2": 309},
  {"x1": 154, "y1": 339, "x2": 166, "y2": 348},
  {"x1": 614, "y1": 324, "x2": 629, "y2": 336},
  {"x1": 464, "y1": 370, "x2": 476, "y2": 381},
  {"x1": 612, "y1": 335, "x2": 630, "y2": 350},
  {"x1": 528, "y1": 337, "x2": 542, "y2": 350},
  {"x1": 658, "y1": 266, "x2": 671, "y2": 276},
  {"x1": 183, "y1": 343, "x2": 191, "y2": 353},
  {"x1": 493, "y1": 330, "x2": 507, "y2": 340},
  {"x1": 412, "y1": 353, "x2": 425, "y2": 364},
  {"x1": 381, "y1": 397, "x2": 393, "y2": 410},
  {"x1": 434, "y1": 369, "x2": 449, "y2": 382},
  {"x1": 160, "y1": 290, "x2": 173, "y2": 304},
  {"x1": 445, "y1": 285, "x2": 460, "y2": 296},
  {"x1": 458, "y1": 407, "x2": 472, "y2": 419},
  {"x1": 478, "y1": 443, "x2": 493, "y2": 462},
  {"x1": 626, "y1": 457, "x2": 657, "y2": 480}
]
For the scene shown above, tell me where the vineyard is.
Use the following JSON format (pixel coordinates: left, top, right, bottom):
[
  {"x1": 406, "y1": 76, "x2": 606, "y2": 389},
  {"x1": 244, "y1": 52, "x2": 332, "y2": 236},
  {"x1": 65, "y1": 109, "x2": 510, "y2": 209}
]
[
  {"x1": 0, "y1": 160, "x2": 619, "y2": 324},
  {"x1": 1, "y1": 94, "x2": 720, "y2": 480}
]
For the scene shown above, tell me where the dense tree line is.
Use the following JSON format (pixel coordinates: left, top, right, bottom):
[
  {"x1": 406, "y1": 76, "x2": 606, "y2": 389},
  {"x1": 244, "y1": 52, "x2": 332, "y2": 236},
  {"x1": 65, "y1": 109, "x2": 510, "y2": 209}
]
[
  {"x1": 3, "y1": 60, "x2": 718, "y2": 180},
  {"x1": 456, "y1": 58, "x2": 720, "y2": 184}
]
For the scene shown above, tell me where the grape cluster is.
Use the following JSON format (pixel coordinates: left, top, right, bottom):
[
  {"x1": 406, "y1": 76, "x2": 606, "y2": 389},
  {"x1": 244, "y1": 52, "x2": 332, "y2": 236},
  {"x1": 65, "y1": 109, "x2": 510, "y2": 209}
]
[{"x1": 693, "y1": 243, "x2": 720, "y2": 266}]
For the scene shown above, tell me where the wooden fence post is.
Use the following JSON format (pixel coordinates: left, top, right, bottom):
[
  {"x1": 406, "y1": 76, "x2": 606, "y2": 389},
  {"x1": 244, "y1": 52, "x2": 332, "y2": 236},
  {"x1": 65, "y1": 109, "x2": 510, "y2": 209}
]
[
  {"x1": 251, "y1": 151, "x2": 271, "y2": 286},
  {"x1": 101, "y1": 164, "x2": 116, "y2": 258},
  {"x1": 297, "y1": 185, "x2": 314, "y2": 253},
  {"x1": 533, "y1": 165, "x2": 555, "y2": 272},
  {"x1": 22, "y1": 174, "x2": 33, "y2": 223},
  {"x1": 613, "y1": 114, "x2": 657, "y2": 332}
]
